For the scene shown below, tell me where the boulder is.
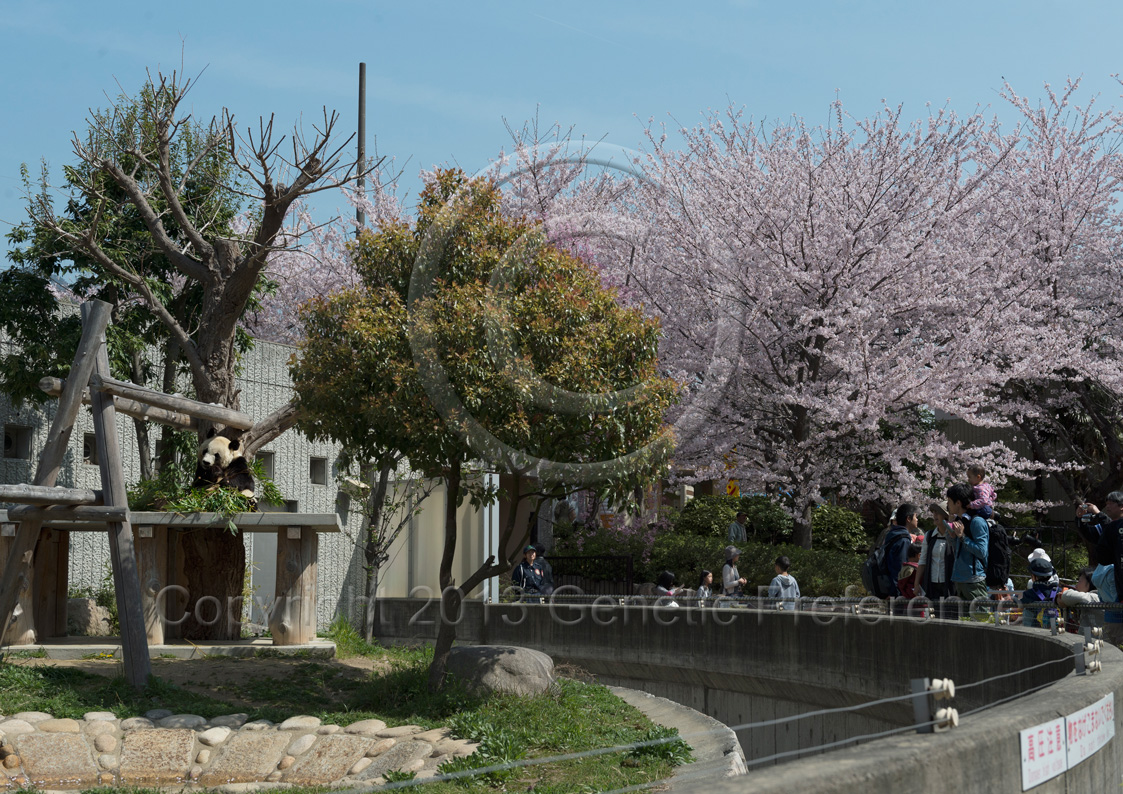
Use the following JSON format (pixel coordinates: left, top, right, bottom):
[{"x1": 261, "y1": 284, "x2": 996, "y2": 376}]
[
  {"x1": 67, "y1": 598, "x2": 112, "y2": 637},
  {"x1": 446, "y1": 646, "x2": 554, "y2": 696}
]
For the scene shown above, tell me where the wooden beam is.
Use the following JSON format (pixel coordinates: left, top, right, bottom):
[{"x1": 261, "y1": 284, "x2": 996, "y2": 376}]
[
  {"x1": 0, "y1": 300, "x2": 112, "y2": 651},
  {"x1": 270, "y1": 526, "x2": 318, "y2": 645},
  {"x1": 0, "y1": 484, "x2": 102, "y2": 506},
  {"x1": 89, "y1": 374, "x2": 254, "y2": 430},
  {"x1": 39, "y1": 377, "x2": 199, "y2": 432},
  {"x1": 8, "y1": 505, "x2": 129, "y2": 523},
  {"x1": 89, "y1": 309, "x2": 152, "y2": 688}
]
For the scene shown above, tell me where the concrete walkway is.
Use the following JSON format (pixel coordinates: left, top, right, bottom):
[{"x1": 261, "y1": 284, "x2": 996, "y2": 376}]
[
  {"x1": 610, "y1": 686, "x2": 747, "y2": 788},
  {"x1": 0, "y1": 710, "x2": 478, "y2": 791}
]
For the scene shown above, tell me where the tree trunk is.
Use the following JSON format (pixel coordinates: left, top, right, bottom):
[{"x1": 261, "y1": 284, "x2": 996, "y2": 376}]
[
  {"x1": 428, "y1": 461, "x2": 462, "y2": 693},
  {"x1": 179, "y1": 528, "x2": 246, "y2": 640},
  {"x1": 794, "y1": 502, "x2": 813, "y2": 550},
  {"x1": 362, "y1": 463, "x2": 392, "y2": 642}
]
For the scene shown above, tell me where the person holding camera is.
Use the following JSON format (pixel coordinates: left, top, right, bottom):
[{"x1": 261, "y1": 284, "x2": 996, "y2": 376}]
[{"x1": 1079, "y1": 493, "x2": 1123, "y2": 634}]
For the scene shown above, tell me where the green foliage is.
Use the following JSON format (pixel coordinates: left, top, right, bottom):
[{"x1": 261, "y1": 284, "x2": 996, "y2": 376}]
[
  {"x1": 646, "y1": 535, "x2": 864, "y2": 596},
  {"x1": 672, "y1": 496, "x2": 739, "y2": 537},
  {"x1": 741, "y1": 495, "x2": 795, "y2": 544},
  {"x1": 383, "y1": 769, "x2": 418, "y2": 783},
  {"x1": 68, "y1": 563, "x2": 120, "y2": 635},
  {"x1": 625, "y1": 725, "x2": 692, "y2": 765},
  {"x1": 811, "y1": 504, "x2": 869, "y2": 552}
]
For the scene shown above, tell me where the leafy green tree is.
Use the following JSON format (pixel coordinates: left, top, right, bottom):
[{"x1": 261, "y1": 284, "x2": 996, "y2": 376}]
[{"x1": 293, "y1": 169, "x2": 676, "y2": 689}]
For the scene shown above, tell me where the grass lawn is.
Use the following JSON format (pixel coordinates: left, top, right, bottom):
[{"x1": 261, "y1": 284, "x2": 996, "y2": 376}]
[{"x1": 0, "y1": 621, "x2": 689, "y2": 793}]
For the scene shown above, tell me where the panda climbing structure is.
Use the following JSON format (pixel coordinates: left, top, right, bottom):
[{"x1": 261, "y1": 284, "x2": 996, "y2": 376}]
[{"x1": 193, "y1": 427, "x2": 257, "y2": 511}]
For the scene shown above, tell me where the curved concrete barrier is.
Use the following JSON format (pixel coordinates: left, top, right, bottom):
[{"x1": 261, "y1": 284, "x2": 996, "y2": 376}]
[{"x1": 374, "y1": 599, "x2": 1123, "y2": 792}]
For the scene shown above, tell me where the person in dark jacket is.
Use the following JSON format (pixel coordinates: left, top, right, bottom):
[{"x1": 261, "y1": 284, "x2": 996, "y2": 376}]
[
  {"x1": 884, "y1": 504, "x2": 919, "y2": 598},
  {"x1": 533, "y1": 543, "x2": 555, "y2": 596},
  {"x1": 917, "y1": 503, "x2": 957, "y2": 618},
  {"x1": 512, "y1": 545, "x2": 545, "y2": 599}
]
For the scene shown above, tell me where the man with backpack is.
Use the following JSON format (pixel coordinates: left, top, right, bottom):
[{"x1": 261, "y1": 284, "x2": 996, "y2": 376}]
[
  {"x1": 861, "y1": 504, "x2": 917, "y2": 604},
  {"x1": 947, "y1": 483, "x2": 990, "y2": 613}
]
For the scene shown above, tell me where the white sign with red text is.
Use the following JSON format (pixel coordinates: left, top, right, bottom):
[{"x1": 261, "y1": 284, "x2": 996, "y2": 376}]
[
  {"x1": 1066, "y1": 693, "x2": 1115, "y2": 768},
  {"x1": 1020, "y1": 717, "x2": 1066, "y2": 790}
]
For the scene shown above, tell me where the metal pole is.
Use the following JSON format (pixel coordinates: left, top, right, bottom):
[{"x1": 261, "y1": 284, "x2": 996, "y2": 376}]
[{"x1": 356, "y1": 61, "x2": 367, "y2": 236}]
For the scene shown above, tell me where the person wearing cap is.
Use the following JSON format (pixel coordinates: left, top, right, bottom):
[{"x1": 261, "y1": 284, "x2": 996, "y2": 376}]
[
  {"x1": 533, "y1": 543, "x2": 555, "y2": 596},
  {"x1": 1017, "y1": 557, "x2": 1060, "y2": 628},
  {"x1": 728, "y1": 512, "x2": 749, "y2": 544},
  {"x1": 722, "y1": 546, "x2": 747, "y2": 598},
  {"x1": 512, "y1": 544, "x2": 545, "y2": 600},
  {"x1": 1026, "y1": 548, "x2": 1059, "y2": 587}
]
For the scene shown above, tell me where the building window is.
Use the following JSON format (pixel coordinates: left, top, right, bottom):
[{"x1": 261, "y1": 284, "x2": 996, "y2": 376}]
[
  {"x1": 284, "y1": 500, "x2": 299, "y2": 513},
  {"x1": 3, "y1": 426, "x2": 31, "y2": 460},
  {"x1": 257, "y1": 450, "x2": 275, "y2": 481},
  {"x1": 83, "y1": 433, "x2": 100, "y2": 466},
  {"x1": 310, "y1": 457, "x2": 327, "y2": 486}
]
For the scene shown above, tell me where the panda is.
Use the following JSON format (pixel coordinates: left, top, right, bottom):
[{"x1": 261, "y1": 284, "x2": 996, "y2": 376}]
[{"x1": 193, "y1": 426, "x2": 257, "y2": 511}]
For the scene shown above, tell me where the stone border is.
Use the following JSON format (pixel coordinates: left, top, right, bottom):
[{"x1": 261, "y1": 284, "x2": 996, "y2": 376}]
[
  {"x1": 0, "y1": 710, "x2": 478, "y2": 791},
  {"x1": 609, "y1": 686, "x2": 747, "y2": 787}
]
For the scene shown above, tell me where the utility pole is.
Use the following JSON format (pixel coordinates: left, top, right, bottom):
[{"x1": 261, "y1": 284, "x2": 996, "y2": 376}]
[{"x1": 356, "y1": 61, "x2": 367, "y2": 236}]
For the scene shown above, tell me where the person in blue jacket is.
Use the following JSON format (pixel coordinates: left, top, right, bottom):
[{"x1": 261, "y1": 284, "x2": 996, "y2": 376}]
[{"x1": 947, "y1": 482, "x2": 990, "y2": 608}]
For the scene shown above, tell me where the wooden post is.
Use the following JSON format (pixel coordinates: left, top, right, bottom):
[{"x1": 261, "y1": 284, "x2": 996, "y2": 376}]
[
  {"x1": 89, "y1": 309, "x2": 152, "y2": 688},
  {"x1": 269, "y1": 526, "x2": 318, "y2": 645},
  {"x1": 133, "y1": 525, "x2": 167, "y2": 645},
  {"x1": 32, "y1": 528, "x2": 69, "y2": 639},
  {"x1": 0, "y1": 300, "x2": 112, "y2": 649},
  {"x1": 0, "y1": 528, "x2": 36, "y2": 645}
]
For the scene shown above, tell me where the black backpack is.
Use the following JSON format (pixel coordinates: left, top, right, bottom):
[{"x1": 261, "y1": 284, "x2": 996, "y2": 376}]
[
  {"x1": 861, "y1": 536, "x2": 892, "y2": 598},
  {"x1": 985, "y1": 520, "x2": 1011, "y2": 589}
]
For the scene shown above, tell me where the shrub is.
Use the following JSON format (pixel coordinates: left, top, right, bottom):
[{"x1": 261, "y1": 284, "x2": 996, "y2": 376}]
[
  {"x1": 739, "y1": 495, "x2": 793, "y2": 544},
  {"x1": 673, "y1": 496, "x2": 740, "y2": 538},
  {"x1": 810, "y1": 504, "x2": 869, "y2": 552}
]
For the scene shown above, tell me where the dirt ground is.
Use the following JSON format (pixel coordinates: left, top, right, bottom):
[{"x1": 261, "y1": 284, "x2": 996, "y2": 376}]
[{"x1": 11, "y1": 654, "x2": 389, "y2": 709}]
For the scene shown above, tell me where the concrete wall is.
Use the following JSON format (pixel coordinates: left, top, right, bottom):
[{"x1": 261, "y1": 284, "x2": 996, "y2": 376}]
[{"x1": 372, "y1": 599, "x2": 1123, "y2": 792}]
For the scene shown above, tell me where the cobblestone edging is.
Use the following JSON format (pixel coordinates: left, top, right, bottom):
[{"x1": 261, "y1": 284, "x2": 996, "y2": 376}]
[
  {"x1": 609, "y1": 687, "x2": 747, "y2": 788},
  {"x1": 0, "y1": 710, "x2": 479, "y2": 791}
]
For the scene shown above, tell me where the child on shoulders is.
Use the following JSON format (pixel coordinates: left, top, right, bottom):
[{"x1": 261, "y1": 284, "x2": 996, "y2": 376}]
[{"x1": 967, "y1": 463, "x2": 997, "y2": 520}]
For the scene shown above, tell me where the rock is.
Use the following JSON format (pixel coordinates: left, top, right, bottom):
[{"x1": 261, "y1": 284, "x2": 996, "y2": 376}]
[
  {"x1": 67, "y1": 598, "x2": 113, "y2": 636},
  {"x1": 344, "y1": 719, "x2": 386, "y2": 736},
  {"x1": 189, "y1": 765, "x2": 202, "y2": 781},
  {"x1": 98, "y1": 754, "x2": 117, "y2": 769},
  {"x1": 16, "y1": 733, "x2": 98, "y2": 787},
  {"x1": 366, "y1": 738, "x2": 395, "y2": 758},
  {"x1": 83, "y1": 712, "x2": 117, "y2": 722},
  {"x1": 119, "y1": 729, "x2": 196, "y2": 785},
  {"x1": 282, "y1": 735, "x2": 373, "y2": 785},
  {"x1": 198, "y1": 726, "x2": 232, "y2": 746},
  {"x1": 196, "y1": 749, "x2": 211, "y2": 765},
  {"x1": 349, "y1": 757, "x2": 372, "y2": 776},
  {"x1": 433, "y1": 738, "x2": 476, "y2": 757},
  {"x1": 199, "y1": 732, "x2": 292, "y2": 786},
  {"x1": 156, "y1": 714, "x2": 205, "y2": 729},
  {"x1": 38, "y1": 719, "x2": 80, "y2": 733},
  {"x1": 11, "y1": 712, "x2": 52, "y2": 724},
  {"x1": 2, "y1": 754, "x2": 19, "y2": 769},
  {"x1": 356, "y1": 741, "x2": 434, "y2": 781},
  {"x1": 375, "y1": 725, "x2": 423, "y2": 738},
  {"x1": 143, "y1": 709, "x2": 173, "y2": 720},
  {"x1": 267, "y1": 770, "x2": 283, "y2": 781},
  {"x1": 317, "y1": 725, "x2": 341, "y2": 735},
  {"x1": 85, "y1": 720, "x2": 117, "y2": 737},
  {"x1": 210, "y1": 713, "x2": 249, "y2": 728},
  {"x1": 0, "y1": 720, "x2": 34, "y2": 736},
  {"x1": 94, "y1": 734, "x2": 117, "y2": 754},
  {"x1": 412, "y1": 728, "x2": 451, "y2": 744},
  {"x1": 278, "y1": 755, "x2": 295, "y2": 770},
  {"x1": 446, "y1": 645, "x2": 554, "y2": 696},
  {"x1": 119, "y1": 718, "x2": 154, "y2": 731},
  {"x1": 287, "y1": 734, "x2": 316, "y2": 755},
  {"x1": 99, "y1": 772, "x2": 115, "y2": 785},
  {"x1": 241, "y1": 720, "x2": 274, "y2": 731},
  {"x1": 278, "y1": 715, "x2": 321, "y2": 731}
]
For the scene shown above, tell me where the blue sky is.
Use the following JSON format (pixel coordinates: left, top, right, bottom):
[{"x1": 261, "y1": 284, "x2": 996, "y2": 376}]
[{"x1": 4, "y1": 0, "x2": 1123, "y2": 256}]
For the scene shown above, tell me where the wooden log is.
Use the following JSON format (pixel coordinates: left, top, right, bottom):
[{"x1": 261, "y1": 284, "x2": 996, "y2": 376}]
[
  {"x1": 9, "y1": 505, "x2": 128, "y2": 523},
  {"x1": 0, "y1": 534, "x2": 36, "y2": 645},
  {"x1": 88, "y1": 374, "x2": 254, "y2": 430},
  {"x1": 39, "y1": 377, "x2": 200, "y2": 432},
  {"x1": 33, "y1": 528, "x2": 68, "y2": 639},
  {"x1": 0, "y1": 300, "x2": 112, "y2": 650},
  {"x1": 90, "y1": 316, "x2": 152, "y2": 688},
  {"x1": 133, "y1": 525, "x2": 168, "y2": 645},
  {"x1": 269, "y1": 527, "x2": 318, "y2": 645},
  {"x1": 0, "y1": 484, "x2": 102, "y2": 506}
]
